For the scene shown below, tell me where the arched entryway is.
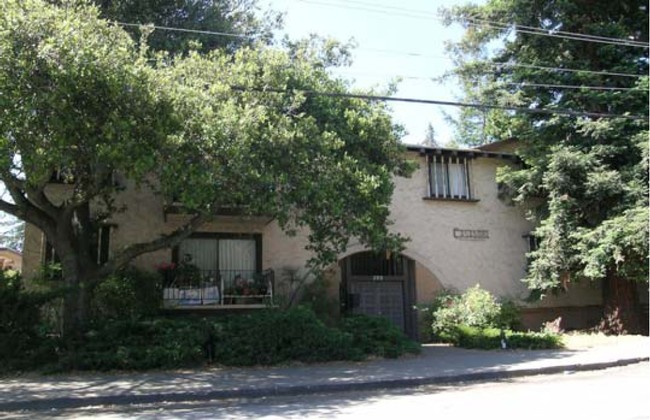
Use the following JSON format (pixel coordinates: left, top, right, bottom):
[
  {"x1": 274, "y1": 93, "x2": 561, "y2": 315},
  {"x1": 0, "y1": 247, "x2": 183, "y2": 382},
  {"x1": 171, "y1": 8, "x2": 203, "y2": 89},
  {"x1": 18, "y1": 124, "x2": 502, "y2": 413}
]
[{"x1": 340, "y1": 251, "x2": 417, "y2": 339}]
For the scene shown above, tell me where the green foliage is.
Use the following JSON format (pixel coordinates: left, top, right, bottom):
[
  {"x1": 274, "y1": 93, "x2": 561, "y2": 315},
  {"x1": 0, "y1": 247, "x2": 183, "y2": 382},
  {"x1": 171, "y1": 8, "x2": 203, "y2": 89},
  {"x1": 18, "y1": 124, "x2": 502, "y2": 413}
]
[
  {"x1": 443, "y1": 1, "x2": 649, "y2": 325},
  {"x1": 212, "y1": 307, "x2": 361, "y2": 366},
  {"x1": 340, "y1": 315, "x2": 420, "y2": 359},
  {"x1": 67, "y1": 317, "x2": 209, "y2": 370},
  {"x1": 0, "y1": 271, "x2": 59, "y2": 371},
  {"x1": 448, "y1": 325, "x2": 563, "y2": 351},
  {"x1": 5, "y1": 307, "x2": 420, "y2": 372},
  {"x1": 430, "y1": 286, "x2": 523, "y2": 342},
  {"x1": 296, "y1": 273, "x2": 339, "y2": 325},
  {"x1": 498, "y1": 299, "x2": 522, "y2": 331},
  {"x1": 91, "y1": 267, "x2": 162, "y2": 321},
  {"x1": 431, "y1": 286, "x2": 502, "y2": 339},
  {"x1": 0, "y1": 0, "x2": 412, "y2": 337},
  {"x1": 575, "y1": 207, "x2": 649, "y2": 282},
  {"x1": 93, "y1": 0, "x2": 281, "y2": 55},
  {"x1": 428, "y1": 289, "x2": 559, "y2": 350}
]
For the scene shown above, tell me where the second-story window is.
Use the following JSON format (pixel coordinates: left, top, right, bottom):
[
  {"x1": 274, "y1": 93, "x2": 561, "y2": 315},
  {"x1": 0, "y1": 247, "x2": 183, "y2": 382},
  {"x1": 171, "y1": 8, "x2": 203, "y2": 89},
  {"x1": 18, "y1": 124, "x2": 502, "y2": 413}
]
[{"x1": 428, "y1": 155, "x2": 472, "y2": 200}]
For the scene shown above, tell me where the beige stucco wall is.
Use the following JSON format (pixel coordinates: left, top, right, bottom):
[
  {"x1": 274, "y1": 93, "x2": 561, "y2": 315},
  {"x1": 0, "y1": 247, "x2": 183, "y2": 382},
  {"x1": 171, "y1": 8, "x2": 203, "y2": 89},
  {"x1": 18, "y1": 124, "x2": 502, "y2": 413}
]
[
  {"x1": 22, "y1": 223, "x2": 44, "y2": 279},
  {"x1": 414, "y1": 260, "x2": 443, "y2": 305},
  {"x1": 386, "y1": 154, "x2": 534, "y2": 300},
  {"x1": 21, "y1": 150, "x2": 601, "y2": 310}
]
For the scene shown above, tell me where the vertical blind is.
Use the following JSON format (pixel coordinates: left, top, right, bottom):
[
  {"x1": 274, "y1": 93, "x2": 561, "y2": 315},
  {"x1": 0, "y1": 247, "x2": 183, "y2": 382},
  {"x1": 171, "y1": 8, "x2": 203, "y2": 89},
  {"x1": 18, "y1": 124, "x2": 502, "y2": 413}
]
[{"x1": 179, "y1": 237, "x2": 257, "y2": 273}]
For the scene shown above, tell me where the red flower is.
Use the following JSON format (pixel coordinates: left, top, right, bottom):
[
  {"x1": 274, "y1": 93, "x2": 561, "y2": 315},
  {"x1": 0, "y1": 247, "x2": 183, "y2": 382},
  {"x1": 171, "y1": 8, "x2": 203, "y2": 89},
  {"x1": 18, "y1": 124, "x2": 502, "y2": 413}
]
[{"x1": 156, "y1": 262, "x2": 176, "y2": 271}]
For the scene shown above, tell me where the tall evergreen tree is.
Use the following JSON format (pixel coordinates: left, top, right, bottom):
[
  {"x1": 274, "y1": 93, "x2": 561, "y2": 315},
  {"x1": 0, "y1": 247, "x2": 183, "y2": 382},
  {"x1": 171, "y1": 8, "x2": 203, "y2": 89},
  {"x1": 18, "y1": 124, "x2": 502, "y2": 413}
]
[
  {"x1": 423, "y1": 123, "x2": 439, "y2": 147},
  {"x1": 444, "y1": 0, "x2": 648, "y2": 333}
]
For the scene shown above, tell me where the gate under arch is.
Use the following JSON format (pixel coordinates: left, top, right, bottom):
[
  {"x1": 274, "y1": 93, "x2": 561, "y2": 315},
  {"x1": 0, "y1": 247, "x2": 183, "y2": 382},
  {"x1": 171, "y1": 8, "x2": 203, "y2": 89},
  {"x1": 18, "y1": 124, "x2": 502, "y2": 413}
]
[{"x1": 340, "y1": 251, "x2": 417, "y2": 339}]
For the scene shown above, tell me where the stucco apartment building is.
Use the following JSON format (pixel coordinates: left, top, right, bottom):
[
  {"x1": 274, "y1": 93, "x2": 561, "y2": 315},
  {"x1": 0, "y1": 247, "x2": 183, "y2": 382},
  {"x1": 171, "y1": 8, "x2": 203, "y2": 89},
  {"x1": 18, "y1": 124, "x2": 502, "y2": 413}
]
[{"x1": 22, "y1": 142, "x2": 603, "y2": 339}]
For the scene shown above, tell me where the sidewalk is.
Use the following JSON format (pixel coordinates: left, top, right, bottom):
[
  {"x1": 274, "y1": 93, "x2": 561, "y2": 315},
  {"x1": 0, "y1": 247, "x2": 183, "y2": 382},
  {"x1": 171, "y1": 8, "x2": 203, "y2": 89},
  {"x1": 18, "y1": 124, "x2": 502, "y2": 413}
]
[{"x1": 1, "y1": 336, "x2": 648, "y2": 412}]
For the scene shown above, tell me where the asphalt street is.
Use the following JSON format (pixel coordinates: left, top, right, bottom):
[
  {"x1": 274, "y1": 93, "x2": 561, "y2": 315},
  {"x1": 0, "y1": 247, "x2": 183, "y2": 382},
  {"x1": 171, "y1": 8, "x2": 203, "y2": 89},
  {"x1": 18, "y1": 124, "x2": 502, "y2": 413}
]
[{"x1": 5, "y1": 362, "x2": 648, "y2": 420}]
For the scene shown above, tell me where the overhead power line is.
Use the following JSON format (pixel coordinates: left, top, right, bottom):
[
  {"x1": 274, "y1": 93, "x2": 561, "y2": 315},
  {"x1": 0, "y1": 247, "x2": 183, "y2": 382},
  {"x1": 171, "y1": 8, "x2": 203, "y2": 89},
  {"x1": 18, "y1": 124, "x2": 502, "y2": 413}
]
[
  {"x1": 115, "y1": 22, "x2": 254, "y2": 39},
  {"x1": 230, "y1": 86, "x2": 648, "y2": 121},
  {"x1": 335, "y1": 70, "x2": 646, "y2": 92},
  {"x1": 295, "y1": 0, "x2": 649, "y2": 48},
  {"x1": 468, "y1": 19, "x2": 648, "y2": 47},
  {"x1": 360, "y1": 47, "x2": 645, "y2": 79},
  {"x1": 114, "y1": 21, "x2": 646, "y2": 80},
  {"x1": 335, "y1": 0, "x2": 649, "y2": 47},
  {"x1": 499, "y1": 81, "x2": 645, "y2": 92}
]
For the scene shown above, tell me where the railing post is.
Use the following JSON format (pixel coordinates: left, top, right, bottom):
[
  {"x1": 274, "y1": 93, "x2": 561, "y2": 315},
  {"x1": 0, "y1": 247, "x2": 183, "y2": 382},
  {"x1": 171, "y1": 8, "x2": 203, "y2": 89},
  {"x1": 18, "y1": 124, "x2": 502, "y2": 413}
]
[{"x1": 220, "y1": 272, "x2": 224, "y2": 306}]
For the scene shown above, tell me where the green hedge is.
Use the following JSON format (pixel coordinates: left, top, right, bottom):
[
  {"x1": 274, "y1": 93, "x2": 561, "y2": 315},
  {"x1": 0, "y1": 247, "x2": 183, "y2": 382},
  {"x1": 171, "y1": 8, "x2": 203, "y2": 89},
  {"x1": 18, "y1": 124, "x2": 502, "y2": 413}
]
[
  {"x1": 212, "y1": 307, "x2": 361, "y2": 366},
  {"x1": 91, "y1": 267, "x2": 162, "y2": 321},
  {"x1": 55, "y1": 308, "x2": 420, "y2": 371},
  {"x1": 0, "y1": 270, "x2": 59, "y2": 371},
  {"x1": 67, "y1": 318, "x2": 209, "y2": 370},
  {"x1": 445, "y1": 325, "x2": 563, "y2": 350},
  {"x1": 340, "y1": 315, "x2": 420, "y2": 358}
]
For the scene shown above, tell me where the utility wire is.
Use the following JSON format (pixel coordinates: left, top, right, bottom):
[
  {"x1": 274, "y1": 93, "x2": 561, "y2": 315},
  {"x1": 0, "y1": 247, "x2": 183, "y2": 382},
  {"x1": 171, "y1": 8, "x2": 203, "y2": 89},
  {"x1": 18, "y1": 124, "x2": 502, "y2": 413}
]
[
  {"x1": 335, "y1": 70, "x2": 646, "y2": 92},
  {"x1": 500, "y1": 82, "x2": 645, "y2": 92},
  {"x1": 114, "y1": 21, "x2": 646, "y2": 79},
  {"x1": 295, "y1": 0, "x2": 649, "y2": 48},
  {"x1": 360, "y1": 47, "x2": 645, "y2": 79},
  {"x1": 309, "y1": 0, "x2": 648, "y2": 47},
  {"x1": 115, "y1": 22, "x2": 255, "y2": 39},
  {"x1": 464, "y1": 16, "x2": 649, "y2": 47},
  {"x1": 230, "y1": 86, "x2": 648, "y2": 120}
]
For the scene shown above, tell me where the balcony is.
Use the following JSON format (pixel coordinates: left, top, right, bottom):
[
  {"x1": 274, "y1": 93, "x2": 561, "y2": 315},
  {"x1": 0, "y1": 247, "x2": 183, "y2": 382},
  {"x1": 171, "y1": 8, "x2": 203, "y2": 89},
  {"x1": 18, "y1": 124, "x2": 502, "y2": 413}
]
[{"x1": 162, "y1": 269, "x2": 274, "y2": 308}]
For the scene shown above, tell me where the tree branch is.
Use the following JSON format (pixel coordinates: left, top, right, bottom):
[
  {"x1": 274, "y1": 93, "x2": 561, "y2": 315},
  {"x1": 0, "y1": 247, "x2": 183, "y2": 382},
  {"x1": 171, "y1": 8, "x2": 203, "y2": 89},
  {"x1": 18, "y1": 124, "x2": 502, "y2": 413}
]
[
  {"x1": 2, "y1": 171, "x2": 61, "y2": 221},
  {"x1": 0, "y1": 199, "x2": 20, "y2": 218},
  {"x1": 0, "y1": 196, "x2": 57, "y2": 240},
  {"x1": 97, "y1": 212, "x2": 210, "y2": 278},
  {"x1": 25, "y1": 185, "x2": 62, "y2": 219}
]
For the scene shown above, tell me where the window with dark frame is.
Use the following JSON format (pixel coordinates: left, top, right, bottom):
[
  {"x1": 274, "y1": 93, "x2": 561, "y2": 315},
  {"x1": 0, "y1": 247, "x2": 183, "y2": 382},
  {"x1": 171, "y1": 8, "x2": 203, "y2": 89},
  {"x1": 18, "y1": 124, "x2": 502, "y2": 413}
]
[
  {"x1": 428, "y1": 155, "x2": 472, "y2": 200},
  {"x1": 525, "y1": 233, "x2": 539, "y2": 253},
  {"x1": 173, "y1": 233, "x2": 262, "y2": 275},
  {"x1": 43, "y1": 225, "x2": 112, "y2": 268}
]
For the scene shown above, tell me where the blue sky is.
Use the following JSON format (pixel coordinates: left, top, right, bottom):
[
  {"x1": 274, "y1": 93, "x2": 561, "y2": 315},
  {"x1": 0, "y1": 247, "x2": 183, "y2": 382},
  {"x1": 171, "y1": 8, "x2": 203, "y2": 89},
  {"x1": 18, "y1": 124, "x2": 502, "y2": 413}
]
[{"x1": 267, "y1": 0, "x2": 479, "y2": 146}]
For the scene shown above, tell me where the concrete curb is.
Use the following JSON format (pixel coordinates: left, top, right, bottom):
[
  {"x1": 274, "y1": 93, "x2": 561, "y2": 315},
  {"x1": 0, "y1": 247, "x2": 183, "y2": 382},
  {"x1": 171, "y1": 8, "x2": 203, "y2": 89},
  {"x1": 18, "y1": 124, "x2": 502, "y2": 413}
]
[{"x1": 1, "y1": 357, "x2": 647, "y2": 412}]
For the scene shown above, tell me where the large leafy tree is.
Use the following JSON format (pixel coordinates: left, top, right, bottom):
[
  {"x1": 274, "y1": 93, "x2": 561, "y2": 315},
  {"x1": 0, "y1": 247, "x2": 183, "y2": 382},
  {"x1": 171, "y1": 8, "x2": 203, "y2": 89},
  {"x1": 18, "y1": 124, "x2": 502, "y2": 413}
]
[
  {"x1": 92, "y1": 0, "x2": 281, "y2": 54},
  {"x1": 444, "y1": 0, "x2": 648, "y2": 333},
  {"x1": 0, "y1": 0, "x2": 412, "y2": 338}
]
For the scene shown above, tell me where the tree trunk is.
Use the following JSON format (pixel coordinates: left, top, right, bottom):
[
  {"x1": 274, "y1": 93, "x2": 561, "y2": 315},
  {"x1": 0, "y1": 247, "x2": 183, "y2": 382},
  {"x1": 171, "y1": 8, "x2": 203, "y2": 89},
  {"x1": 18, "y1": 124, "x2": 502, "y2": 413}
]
[
  {"x1": 61, "y1": 254, "x2": 95, "y2": 342},
  {"x1": 600, "y1": 270, "x2": 642, "y2": 335}
]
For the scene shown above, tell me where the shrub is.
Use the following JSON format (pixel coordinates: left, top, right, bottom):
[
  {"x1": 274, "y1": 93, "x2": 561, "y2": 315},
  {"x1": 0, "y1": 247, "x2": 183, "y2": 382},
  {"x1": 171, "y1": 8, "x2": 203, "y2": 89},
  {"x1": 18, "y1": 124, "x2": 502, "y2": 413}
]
[
  {"x1": 298, "y1": 274, "x2": 339, "y2": 326},
  {"x1": 8, "y1": 305, "x2": 420, "y2": 372},
  {"x1": 450, "y1": 325, "x2": 563, "y2": 350},
  {"x1": 431, "y1": 285, "x2": 500, "y2": 339},
  {"x1": 67, "y1": 317, "x2": 209, "y2": 370},
  {"x1": 212, "y1": 306, "x2": 361, "y2": 366},
  {"x1": 340, "y1": 315, "x2": 421, "y2": 358},
  {"x1": 431, "y1": 285, "x2": 523, "y2": 341},
  {"x1": 91, "y1": 267, "x2": 162, "y2": 321},
  {"x1": 0, "y1": 270, "x2": 59, "y2": 371},
  {"x1": 497, "y1": 299, "x2": 522, "y2": 330}
]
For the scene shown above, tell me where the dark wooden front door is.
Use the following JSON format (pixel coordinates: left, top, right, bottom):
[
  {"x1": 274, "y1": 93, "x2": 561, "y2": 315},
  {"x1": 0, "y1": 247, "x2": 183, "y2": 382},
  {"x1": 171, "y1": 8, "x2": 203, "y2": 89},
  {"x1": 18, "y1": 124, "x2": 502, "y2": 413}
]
[{"x1": 342, "y1": 252, "x2": 416, "y2": 338}]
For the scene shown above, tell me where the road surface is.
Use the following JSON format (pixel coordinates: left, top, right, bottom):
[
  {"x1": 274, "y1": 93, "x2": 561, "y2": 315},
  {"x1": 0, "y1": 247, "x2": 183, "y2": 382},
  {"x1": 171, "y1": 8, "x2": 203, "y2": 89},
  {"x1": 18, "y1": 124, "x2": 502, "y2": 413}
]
[{"x1": 3, "y1": 362, "x2": 649, "y2": 419}]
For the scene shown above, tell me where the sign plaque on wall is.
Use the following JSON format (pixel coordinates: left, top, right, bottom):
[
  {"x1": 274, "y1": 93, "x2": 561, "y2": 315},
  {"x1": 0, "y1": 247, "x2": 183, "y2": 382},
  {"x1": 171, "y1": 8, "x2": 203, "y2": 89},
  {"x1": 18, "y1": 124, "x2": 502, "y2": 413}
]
[{"x1": 453, "y1": 228, "x2": 489, "y2": 241}]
